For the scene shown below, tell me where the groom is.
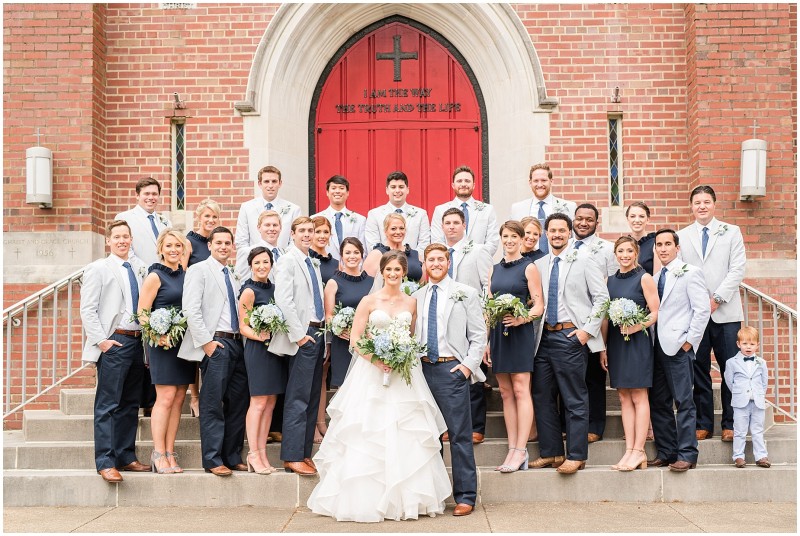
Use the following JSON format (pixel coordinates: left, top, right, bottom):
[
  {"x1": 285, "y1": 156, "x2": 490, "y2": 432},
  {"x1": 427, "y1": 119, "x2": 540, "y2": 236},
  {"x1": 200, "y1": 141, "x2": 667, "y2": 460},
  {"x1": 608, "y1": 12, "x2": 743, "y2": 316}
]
[{"x1": 413, "y1": 243, "x2": 487, "y2": 517}]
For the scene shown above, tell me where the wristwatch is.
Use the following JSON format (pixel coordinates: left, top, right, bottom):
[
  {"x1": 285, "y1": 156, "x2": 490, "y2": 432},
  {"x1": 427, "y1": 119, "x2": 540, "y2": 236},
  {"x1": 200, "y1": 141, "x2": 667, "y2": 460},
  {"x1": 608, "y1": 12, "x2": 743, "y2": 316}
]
[{"x1": 713, "y1": 294, "x2": 724, "y2": 305}]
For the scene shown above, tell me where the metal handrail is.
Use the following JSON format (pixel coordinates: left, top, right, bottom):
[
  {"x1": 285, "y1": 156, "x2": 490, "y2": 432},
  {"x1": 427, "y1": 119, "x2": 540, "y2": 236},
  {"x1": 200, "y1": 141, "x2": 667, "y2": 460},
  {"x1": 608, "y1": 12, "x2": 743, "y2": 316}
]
[
  {"x1": 2, "y1": 268, "x2": 85, "y2": 322},
  {"x1": 739, "y1": 282, "x2": 797, "y2": 317}
]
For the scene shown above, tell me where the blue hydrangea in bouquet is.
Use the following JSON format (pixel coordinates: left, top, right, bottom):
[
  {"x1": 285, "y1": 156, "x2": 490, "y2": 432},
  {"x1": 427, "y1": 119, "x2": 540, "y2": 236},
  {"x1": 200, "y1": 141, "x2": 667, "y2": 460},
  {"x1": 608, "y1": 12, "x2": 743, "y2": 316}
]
[
  {"x1": 595, "y1": 298, "x2": 650, "y2": 341},
  {"x1": 329, "y1": 303, "x2": 356, "y2": 337},
  {"x1": 245, "y1": 301, "x2": 289, "y2": 344},
  {"x1": 355, "y1": 318, "x2": 427, "y2": 386},
  {"x1": 139, "y1": 307, "x2": 187, "y2": 349}
]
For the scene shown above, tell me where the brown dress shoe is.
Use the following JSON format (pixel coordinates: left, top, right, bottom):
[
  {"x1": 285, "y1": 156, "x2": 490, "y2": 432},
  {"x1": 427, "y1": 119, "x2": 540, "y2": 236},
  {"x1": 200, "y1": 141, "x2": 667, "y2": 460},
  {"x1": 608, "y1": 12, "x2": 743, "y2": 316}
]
[
  {"x1": 453, "y1": 503, "x2": 474, "y2": 517},
  {"x1": 587, "y1": 433, "x2": 602, "y2": 443},
  {"x1": 119, "y1": 460, "x2": 152, "y2": 472},
  {"x1": 668, "y1": 460, "x2": 696, "y2": 472},
  {"x1": 734, "y1": 458, "x2": 746, "y2": 468},
  {"x1": 230, "y1": 463, "x2": 248, "y2": 472},
  {"x1": 303, "y1": 458, "x2": 317, "y2": 471},
  {"x1": 695, "y1": 430, "x2": 711, "y2": 440},
  {"x1": 756, "y1": 457, "x2": 771, "y2": 468},
  {"x1": 472, "y1": 432, "x2": 485, "y2": 444},
  {"x1": 205, "y1": 465, "x2": 233, "y2": 476},
  {"x1": 283, "y1": 461, "x2": 317, "y2": 476},
  {"x1": 529, "y1": 456, "x2": 565, "y2": 469},
  {"x1": 442, "y1": 432, "x2": 450, "y2": 442},
  {"x1": 268, "y1": 432, "x2": 282, "y2": 442},
  {"x1": 647, "y1": 458, "x2": 674, "y2": 467},
  {"x1": 721, "y1": 429, "x2": 734, "y2": 442},
  {"x1": 98, "y1": 467, "x2": 123, "y2": 482},
  {"x1": 556, "y1": 459, "x2": 586, "y2": 474}
]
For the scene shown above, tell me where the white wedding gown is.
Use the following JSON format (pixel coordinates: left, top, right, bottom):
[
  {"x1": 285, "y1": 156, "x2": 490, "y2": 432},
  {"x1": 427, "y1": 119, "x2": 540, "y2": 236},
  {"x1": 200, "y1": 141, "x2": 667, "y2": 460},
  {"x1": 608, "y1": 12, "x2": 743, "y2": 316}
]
[{"x1": 307, "y1": 310, "x2": 451, "y2": 522}]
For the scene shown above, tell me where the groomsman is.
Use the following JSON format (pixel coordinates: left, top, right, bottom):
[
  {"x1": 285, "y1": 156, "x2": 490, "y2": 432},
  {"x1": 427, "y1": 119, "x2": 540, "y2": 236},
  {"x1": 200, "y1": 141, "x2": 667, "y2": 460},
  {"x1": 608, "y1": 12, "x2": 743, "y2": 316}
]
[
  {"x1": 430, "y1": 165, "x2": 500, "y2": 256},
  {"x1": 414, "y1": 244, "x2": 486, "y2": 517},
  {"x1": 569, "y1": 203, "x2": 619, "y2": 444},
  {"x1": 114, "y1": 177, "x2": 172, "y2": 267},
  {"x1": 510, "y1": 163, "x2": 576, "y2": 254},
  {"x1": 365, "y1": 171, "x2": 430, "y2": 255},
  {"x1": 235, "y1": 210, "x2": 285, "y2": 282},
  {"x1": 648, "y1": 229, "x2": 710, "y2": 471},
  {"x1": 311, "y1": 175, "x2": 367, "y2": 260},
  {"x1": 530, "y1": 213, "x2": 608, "y2": 474},
  {"x1": 80, "y1": 220, "x2": 151, "y2": 482},
  {"x1": 440, "y1": 208, "x2": 493, "y2": 443},
  {"x1": 677, "y1": 185, "x2": 746, "y2": 441},
  {"x1": 270, "y1": 217, "x2": 326, "y2": 476},
  {"x1": 178, "y1": 226, "x2": 249, "y2": 476},
  {"x1": 235, "y1": 165, "x2": 301, "y2": 250}
]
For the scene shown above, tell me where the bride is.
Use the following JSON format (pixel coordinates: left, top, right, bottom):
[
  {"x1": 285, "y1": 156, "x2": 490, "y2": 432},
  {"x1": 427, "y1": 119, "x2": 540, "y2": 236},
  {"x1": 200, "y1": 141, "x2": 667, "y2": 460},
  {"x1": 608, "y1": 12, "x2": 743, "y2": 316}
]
[{"x1": 307, "y1": 250, "x2": 451, "y2": 522}]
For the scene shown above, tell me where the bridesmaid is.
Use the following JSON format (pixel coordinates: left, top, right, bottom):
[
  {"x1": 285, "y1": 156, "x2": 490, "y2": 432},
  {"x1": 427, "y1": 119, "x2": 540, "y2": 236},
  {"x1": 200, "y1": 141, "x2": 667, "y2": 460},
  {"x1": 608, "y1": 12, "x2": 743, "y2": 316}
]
[
  {"x1": 600, "y1": 236, "x2": 659, "y2": 472},
  {"x1": 625, "y1": 201, "x2": 657, "y2": 274},
  {"x1": 324, "y1": 238, "x2": 374, "y2": 388},
  {"x1": 184, "y1": 199, "x2": 221, "y2": 418},
  {"x1": 238, "y1": 246, "x2": 286, "y2": 474},
  {"x1": 363, "y1": 213, "x2": 423, "y2": 283},
  {"x1": 310, "y1": 216, "x2": 338, "y2": 284},
  {"x1": 520, "y1": 216, "x2": 546, "y2": 262},
  {"x1": 483, "y1": 221, "x2": 544, "y2": 473},
  {"x1": 137, "y1": 229, "x2": 195, "y2": 474}
]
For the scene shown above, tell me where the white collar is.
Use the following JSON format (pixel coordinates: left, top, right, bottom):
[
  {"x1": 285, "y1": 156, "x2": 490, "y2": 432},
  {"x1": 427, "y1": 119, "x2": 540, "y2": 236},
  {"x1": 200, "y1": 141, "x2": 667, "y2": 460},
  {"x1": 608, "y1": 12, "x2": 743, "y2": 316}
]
[
  {"x1": 694, "y1": 217, "x2": 719, "y2": 233},
  {"x1": 428, "y1": 276, "x2": 451, "y2": 294},
  {"x1": 133, "y1": 204, "x2": 157, "y2": 218},
  {"x1": 449, "y1": 237, "x2": 467, "y2": 251},
  {"x1": 663, "y1": 257, "x2": 682, "y2": 271}
]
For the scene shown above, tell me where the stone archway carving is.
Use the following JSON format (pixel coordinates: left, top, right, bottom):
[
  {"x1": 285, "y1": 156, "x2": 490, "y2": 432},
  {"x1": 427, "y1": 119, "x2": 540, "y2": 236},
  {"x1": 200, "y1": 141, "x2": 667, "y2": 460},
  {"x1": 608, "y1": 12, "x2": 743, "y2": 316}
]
[{"x1": 236, "y1": 3, "x2": 556, "y2": 216}]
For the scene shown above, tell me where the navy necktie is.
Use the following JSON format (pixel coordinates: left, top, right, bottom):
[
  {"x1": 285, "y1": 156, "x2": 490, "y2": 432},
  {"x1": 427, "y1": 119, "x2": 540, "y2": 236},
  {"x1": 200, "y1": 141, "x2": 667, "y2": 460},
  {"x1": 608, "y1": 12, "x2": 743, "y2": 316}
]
[
  {"x1": 272, "y1": 248, "x2": 280, "y2": 261},
  {"x1": 546, "y1": 257, "x2": 560, "y2": 325},
  {"x1": 334, "y1": 212, "x2": 344, "y2": 247},
  {"x1": 537, "y1": 201, "x2": 548, "y2": 253},
  {"x1": 701, "y1": 227, "x2": 709, "y2": 258},
  {"x1": 743, "y1": 356, "x2": 755, "y2": 362},
  {"x1": 222, "y1": 267, "x2": 239, "y2": 331},
  {"x1": 265, "y1": 202, "x2": 273, "y2": 211},
  {"x1": 574, "y1": 240, "x2": 584, "y2": 250},
  {"x1": 461, "y1": 202, "x2": 470, "y2": 233},
  {"x1": 122, "y1": 262, "x2": 140, "y2": 323},
  {"x1": 305, "y1": 257, "x2": 324, "y2": 319},
  {"x1": 147, "y1": 214, "x2": 160, "y2": 239},
  {"x1": 657, "y1": 267, "x2": 668, "y2": 300},
  {"x1": 395, "y1": 208, "x2": 403, "y2": 214},
  {"x1": 448, "y1": 248, "x2": 455, "y2": 277},
  {"x1": 427, "y1": 285, "x2": 439, "y2": 360}
]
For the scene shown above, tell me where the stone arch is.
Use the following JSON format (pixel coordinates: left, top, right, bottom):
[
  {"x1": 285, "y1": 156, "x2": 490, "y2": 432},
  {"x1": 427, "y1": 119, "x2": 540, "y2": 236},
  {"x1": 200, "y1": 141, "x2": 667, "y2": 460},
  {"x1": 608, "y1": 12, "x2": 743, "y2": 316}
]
[{"x1": 236, "y1": 3, "x2": 556, "y2": 215}]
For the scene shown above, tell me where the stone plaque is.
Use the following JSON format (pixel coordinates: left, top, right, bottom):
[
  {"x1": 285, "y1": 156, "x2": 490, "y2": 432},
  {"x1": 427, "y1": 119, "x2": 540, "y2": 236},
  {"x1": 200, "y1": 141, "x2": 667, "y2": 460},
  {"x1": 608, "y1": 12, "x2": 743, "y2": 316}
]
[{"x1": 3, "y1": 231, "x2": 106, "y2": 284}]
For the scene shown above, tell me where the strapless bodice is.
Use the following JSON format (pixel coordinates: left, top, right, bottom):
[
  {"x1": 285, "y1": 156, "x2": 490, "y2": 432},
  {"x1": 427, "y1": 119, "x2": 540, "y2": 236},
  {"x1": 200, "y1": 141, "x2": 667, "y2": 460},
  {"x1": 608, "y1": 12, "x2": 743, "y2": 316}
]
[{"x1": 368, "y1": 309, "x2": 412, "y2": 329}]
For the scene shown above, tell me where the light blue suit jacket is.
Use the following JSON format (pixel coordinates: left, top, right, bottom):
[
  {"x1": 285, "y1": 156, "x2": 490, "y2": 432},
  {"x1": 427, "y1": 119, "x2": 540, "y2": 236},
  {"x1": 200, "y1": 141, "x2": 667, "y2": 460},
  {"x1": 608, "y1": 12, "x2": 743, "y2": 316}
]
[{"x1": 724, "y1": 352, "x2": 768, "y2": 410}]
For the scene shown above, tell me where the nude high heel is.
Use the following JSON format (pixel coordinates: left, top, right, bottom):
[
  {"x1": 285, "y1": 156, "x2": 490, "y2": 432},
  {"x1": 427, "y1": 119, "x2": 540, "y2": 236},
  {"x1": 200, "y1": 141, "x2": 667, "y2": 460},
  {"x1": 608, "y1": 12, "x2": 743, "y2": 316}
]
[
  {"x1": 247, "y1": 449, "x2": 274, "y2": 475},
  {"x1": 499, "y1": 448, "x2": 529, "y2": 473},
  {"x1": 618, "y1": 448, "x2": 647, "y2": 472},
  {"x1": 612, "y1": 448, "x2": 634, "y2": 471}
]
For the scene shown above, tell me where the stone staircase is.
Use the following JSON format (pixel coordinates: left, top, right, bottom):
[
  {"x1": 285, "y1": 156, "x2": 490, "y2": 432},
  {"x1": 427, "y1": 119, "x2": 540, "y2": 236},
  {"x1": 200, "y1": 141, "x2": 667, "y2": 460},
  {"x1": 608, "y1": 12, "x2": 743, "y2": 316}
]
[{"x1": 4, "y1": 385, "x2": 796, "y2": 507}]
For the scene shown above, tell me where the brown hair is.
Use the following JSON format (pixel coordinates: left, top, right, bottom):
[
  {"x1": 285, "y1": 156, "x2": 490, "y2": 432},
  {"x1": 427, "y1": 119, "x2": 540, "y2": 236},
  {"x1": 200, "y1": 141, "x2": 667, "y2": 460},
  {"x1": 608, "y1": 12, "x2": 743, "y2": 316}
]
[
  {"x1": 135, "y1": 177, "x2": 161, "y2": 194},
  {"x1": 499, "y1": 220, "x2": 525, "y2": 238},
  {"x1": 625, "y1": 201, "x2": 651, "y2": 218},
  {"x1": 106, "y1": 219, "x2": 131, "y2": 237},
  {"x1": 290, "y1": 216, "x2": 314, "y2": 232},
  {"x1": 613, "y1": 235, "x2": 640, "y2": 263},
  {"x1": 339, "y1": 237, "x2": 364, "y2": 257},
  {"x1": 442, "y1": 207, "x2": 465, "y2": 223},
  {"x1": 312, "y1": 215, "x2": 332, "y2": 231},
  {"x1": 529, "y1": 163, "x2": 552, "y2": 180},
  {"x1": 258, "y1": 165, "x2": 282, "y2": 183},
  {"x1": 452, "y1": 165, "x2": 474, "y2": 181},
  {"x1": 379, "y1": 250, "x2": 408, "y2": 276}
]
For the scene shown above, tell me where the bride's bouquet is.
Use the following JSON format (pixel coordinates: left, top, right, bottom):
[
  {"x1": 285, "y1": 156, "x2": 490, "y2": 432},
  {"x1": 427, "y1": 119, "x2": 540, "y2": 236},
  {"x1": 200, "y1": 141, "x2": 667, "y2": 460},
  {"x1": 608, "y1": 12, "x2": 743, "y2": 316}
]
[
  {"x1": 355, "y1": 318, "x2": 427, "y2": 387},
  {"x1": 595, "y1": 297, "x2": 650, "y2": 341},
  {"x1": 245, "y1": 301, "x2": 289, "y2": 344},
  {"x1": 138, "y1": 307, "x2": 187, "y2": 349},
  {"x1": 483, "y1": 293, "x2": 531, "y2": 336}
]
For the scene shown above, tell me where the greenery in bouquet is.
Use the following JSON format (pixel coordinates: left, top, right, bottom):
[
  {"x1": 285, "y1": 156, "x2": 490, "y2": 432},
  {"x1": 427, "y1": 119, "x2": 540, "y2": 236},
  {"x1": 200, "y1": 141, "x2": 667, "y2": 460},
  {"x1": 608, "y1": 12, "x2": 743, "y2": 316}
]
[
  {"x1": 483, "y1": 293, "x2": 531, "y2": 336},
  {"x1": 329, "y1": 303, "x2": 356, "y2": 337},
  {"x1": 245, "y1": 301, "x2": 289, "y2": 344},
  {"x1": 138, "y1": 306, "x2": 187, "y2": 349},
  {"x1": 355, "y1": 318, "x2": 426, "y2": 386},
  {"x1": 595, "y1": 297, "x2": 650, "y2": 341}
]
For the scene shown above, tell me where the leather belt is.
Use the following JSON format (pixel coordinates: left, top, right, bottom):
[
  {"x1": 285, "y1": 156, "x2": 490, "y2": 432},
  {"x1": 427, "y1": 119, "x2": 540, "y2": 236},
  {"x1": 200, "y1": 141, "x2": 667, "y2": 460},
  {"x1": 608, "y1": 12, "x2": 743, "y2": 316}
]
[
  {"x1": 214, "y1": 331, "x2": 242, "y2": 341},
  {"x1": 308, "y1": 321, "x2": 324, "y2": 328},
  {"x1": 114, "y1": 329, "x2": 141, "y2": 338},
  {"x1": 544, "y1": 322, "x2": 577, "y2": 332},
  {"x1": 421, "y1": 356, "x2": 458, "y2": 364}
]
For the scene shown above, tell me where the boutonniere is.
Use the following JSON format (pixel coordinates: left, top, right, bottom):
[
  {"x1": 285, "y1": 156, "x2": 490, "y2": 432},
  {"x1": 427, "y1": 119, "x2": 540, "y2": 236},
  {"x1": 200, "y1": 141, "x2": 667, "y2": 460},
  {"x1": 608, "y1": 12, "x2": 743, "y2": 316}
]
[
  {"x1": 278, "y1": 205, "x2": 291, "y2": 217},
  {"x1": 461, "y1": 240, "x2": 474, "y2": 255},
  {"x1": 590, "y1": 242, "x2": 604, "y2": 254},
  {"x1": 552, "y1": 199, "x2": 569, "y2": 215},
  {"x1": 564, "y1": 251, "x2": 579, "y2": 263},
  {"x1": 474, "y1": 201, "x2": 486, "y2": 212},
  {"x1": 310, "y1": 258, "x2": 321, "y2": 269},
  {"x1": 343, "y1": 210, "x2": 357, "y2": 224},
  {"x1": 157, "y1": 214, "x2": 169, "y2": 227},
  {"x1": 226, "y1": 263, "x2": 240, "y2": 282},
  {"x1": 450, "y1": 290, "x2": 467, "y2": 303},
  {"x1": 671, "y1": 263, "x2": 689, "y2": 278},
  {"x1": 714, "y1": 224, "x2": 729, "y2": 237},
  {"x1": 404, "y1": 207, "x2": 419, "y2": 218},
  {"x1": 137, "y1": 266, "x2": 147, "y2": 279}
]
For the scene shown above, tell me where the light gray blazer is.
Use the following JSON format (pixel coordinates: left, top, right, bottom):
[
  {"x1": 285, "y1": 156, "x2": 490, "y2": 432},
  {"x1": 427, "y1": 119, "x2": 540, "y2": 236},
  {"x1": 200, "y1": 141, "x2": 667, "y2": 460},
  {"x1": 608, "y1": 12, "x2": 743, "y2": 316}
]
[
  {"x1": 268, "y1": 245, "x2": 324, "y2": 357},
  {"x1": 234, "y1": 197, "x2": 301, "y2": 251},
  {"x1": 677, "y1": 220, "x2": 746, "y2": 323},
  {"x1": 452, "y1": 240, "x2": 493, "y2": 292},
  {"x1": 509, "y1": 194, "x2": 577, "y2": 222},
  {"x1": 724, "y1": 352, "x2": 769, "y2": 410},
  {"x1": 655, "y1": 261, "x2": 710, "y2": 356},
  {"x1": 534, "y1": 253, "x2": 609, "y2": 353},
  {"x1": 311, "y1": 206, "x2": 367, "y2": 260},
  {"x1": 365, "y1": 202, "x2": 431, "y2": 256},
  {"x1": 430, "y1": 198, "x2": 500, "y2": 256},
  {"x1": 80, "y1": 255, "x2": 147, "y2": 363},
  {"x1": 178, "y1": 257, "x2": 241, "y2": 362},
  {"x1": 114, "y1": 207, "x2": 172, "y2": 268},
  {"x1": 413, "y1": 281, "x2": 487, "y2": 383}
]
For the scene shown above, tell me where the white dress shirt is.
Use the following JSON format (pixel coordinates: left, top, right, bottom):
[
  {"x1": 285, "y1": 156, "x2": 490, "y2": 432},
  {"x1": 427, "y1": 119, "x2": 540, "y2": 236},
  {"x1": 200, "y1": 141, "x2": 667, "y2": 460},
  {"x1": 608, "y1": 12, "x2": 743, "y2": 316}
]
[
  {"x1": 549, "y1": 251, "x2": 570, "y2": 323},
  {"x1": 694, "y1": 218, "x2": 720, "y2": 258},
  {"x1": 209, "y1": 257, "x2": 235, "y2": 333},
  {"x1": 421, "y1": 277, "x2": 457, "y2": 357},
  {"x1": 112, "y1": 254, "x2": 142, "y2": 331}
]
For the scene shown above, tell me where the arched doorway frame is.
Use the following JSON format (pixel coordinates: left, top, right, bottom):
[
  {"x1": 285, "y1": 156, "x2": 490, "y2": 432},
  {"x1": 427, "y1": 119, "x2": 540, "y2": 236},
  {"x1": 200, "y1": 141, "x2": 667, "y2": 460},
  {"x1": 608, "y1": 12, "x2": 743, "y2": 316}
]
[{"x1": 236, "y1": 3, "x2": 557, "y2": 216}]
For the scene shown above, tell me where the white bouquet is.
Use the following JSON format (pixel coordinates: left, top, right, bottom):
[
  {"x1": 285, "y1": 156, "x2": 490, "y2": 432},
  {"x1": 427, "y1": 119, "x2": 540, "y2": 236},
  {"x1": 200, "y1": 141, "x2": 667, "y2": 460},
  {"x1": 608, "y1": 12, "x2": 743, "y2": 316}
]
[
  {"x1": 483, "y1": 293, "x2": 531, "y2": 336},
  {"x1": 330, "y1": 304, "x2": 356, "y2": 337},
  {"x1": 595, "y1": 298, "x2": 650, "y2": 341},
  {"x1": 245, "y1": 301, "x2": 289, "y2": 344},
  {"x1": 139, "y1": 307, "x2": 187, "y2": 349},
  {"x1": 355, "y1": 318, "x2": 427, "y2": 386}
]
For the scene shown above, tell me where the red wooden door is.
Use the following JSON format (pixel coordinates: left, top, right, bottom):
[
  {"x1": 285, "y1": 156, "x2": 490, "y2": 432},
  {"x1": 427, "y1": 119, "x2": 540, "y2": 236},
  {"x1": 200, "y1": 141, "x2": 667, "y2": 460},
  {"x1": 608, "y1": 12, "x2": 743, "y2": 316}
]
[{"x1": 314, "y1": 21, "x2": 483, "y2": 216}]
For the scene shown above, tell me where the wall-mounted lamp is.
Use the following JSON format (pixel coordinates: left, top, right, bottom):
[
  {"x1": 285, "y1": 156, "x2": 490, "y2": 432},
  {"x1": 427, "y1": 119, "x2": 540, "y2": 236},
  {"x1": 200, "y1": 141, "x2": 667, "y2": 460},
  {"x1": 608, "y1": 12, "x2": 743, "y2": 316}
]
[
  {"x1": 26, "y1": 128, "x2": 52, "y2": 208},
  {"x1": 739, "y1": 120, "x2": 767, "y2": 201},
  {"x1": 611, "y1": 86, "x2": 621, "y2": 104}
]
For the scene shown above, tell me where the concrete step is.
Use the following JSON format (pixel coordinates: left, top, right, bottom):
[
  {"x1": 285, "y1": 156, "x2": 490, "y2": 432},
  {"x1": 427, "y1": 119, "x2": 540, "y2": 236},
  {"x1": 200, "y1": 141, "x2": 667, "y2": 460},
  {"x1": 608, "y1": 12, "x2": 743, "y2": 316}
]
[
  {"x1": 22, "y1": 406, "x2": 774, "y2": 443},
  {"x1": 58, "y1": 385, "x2": 725, "y2": 415},
  {"x1": 4, "y1": 464, "x2": 795, "y2": 507},
  {"x1": 5, "y1": 425, "x2": 796, "y2": 471}
]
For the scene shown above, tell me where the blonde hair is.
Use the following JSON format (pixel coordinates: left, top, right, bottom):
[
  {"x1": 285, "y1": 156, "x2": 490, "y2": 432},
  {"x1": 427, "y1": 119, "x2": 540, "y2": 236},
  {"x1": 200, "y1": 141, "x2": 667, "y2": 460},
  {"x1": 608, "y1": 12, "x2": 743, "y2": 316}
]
[
  {"x1": 156, "y1": 229, "x2": 187, "y2": 259},
  {"x1": 520, "y1": 216, "x2": 542, "y2": 233},
  {"x1": 194, "y1": 198, "x2": 221, "y2": 218},
  {"x1": 383, "y1": 212, "x2": 406, "y2": 231},
  {"x1": 737, "y1": 325, "x2": 759, "y2": 343},
  {"x1": 258, "y1": 210, "x2": 282, "y2": 228}
]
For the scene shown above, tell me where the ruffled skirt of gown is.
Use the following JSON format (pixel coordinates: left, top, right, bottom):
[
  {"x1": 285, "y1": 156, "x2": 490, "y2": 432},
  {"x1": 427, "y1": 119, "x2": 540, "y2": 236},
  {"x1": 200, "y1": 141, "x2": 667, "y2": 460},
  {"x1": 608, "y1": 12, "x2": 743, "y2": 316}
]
[{"x1": 307, "y1": 355, "x2": 451, "y2": 522}]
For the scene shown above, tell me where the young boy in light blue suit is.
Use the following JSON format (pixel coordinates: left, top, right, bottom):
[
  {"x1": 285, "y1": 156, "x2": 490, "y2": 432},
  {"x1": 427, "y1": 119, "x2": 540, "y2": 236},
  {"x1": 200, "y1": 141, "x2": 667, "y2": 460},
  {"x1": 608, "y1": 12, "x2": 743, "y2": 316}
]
[{"x1": 723, "y1": 326, "x2": 770, "y2": 468}]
